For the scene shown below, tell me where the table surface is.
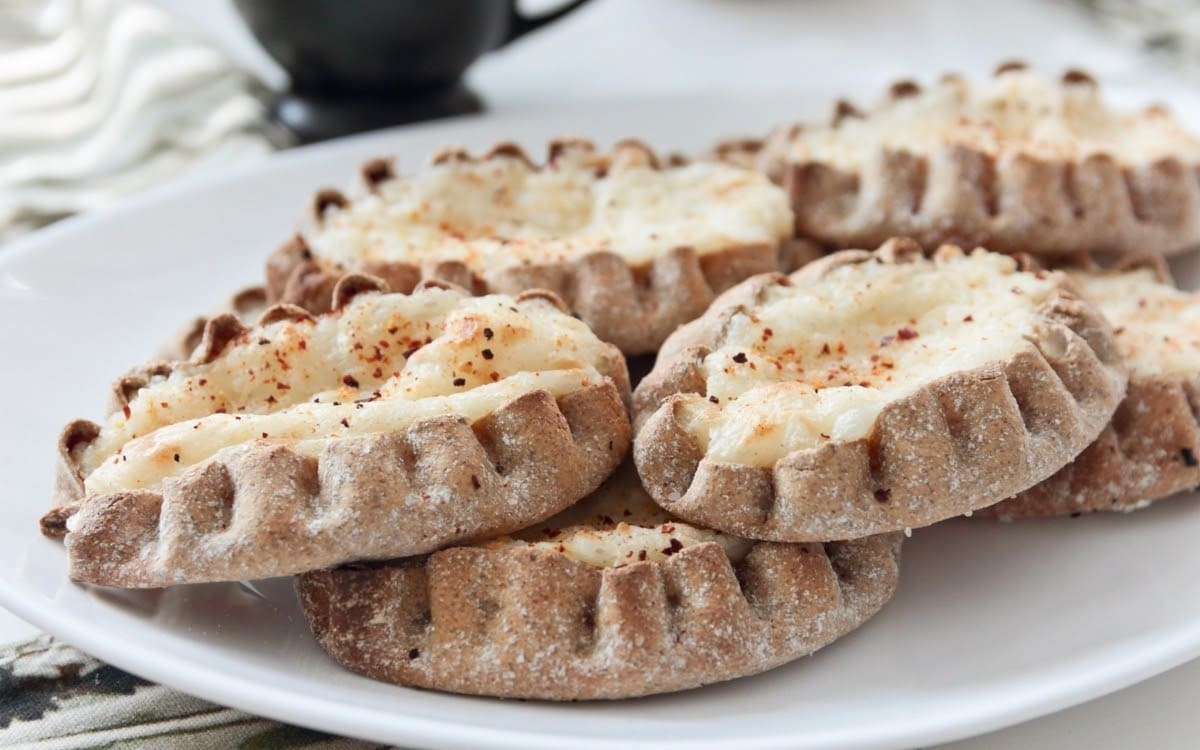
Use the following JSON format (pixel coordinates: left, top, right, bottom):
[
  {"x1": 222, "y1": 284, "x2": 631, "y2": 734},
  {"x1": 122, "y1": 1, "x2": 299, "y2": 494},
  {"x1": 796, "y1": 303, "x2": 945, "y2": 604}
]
[{"x1": 9, "y1": 0, "x2": 1199, "y2": 747}]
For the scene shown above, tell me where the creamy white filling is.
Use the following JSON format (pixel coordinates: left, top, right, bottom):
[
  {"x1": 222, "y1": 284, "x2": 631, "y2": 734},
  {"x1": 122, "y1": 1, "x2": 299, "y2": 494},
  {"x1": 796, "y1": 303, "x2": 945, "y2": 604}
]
[
  {"x1": 85, "y1": 369, "x2": 600, "y2": 494},
  {"x1": 78, "y1": 290, "x2": 617, "y2": 493},
  {"x1": 484, "y1": 466, "x2": 752, "y2": 566},
  {"x1": 681, "y1": 249, "x2": 1059, "y2": 465},
  {"x1": 1070, "y1": 268, "x2": 1200, "y2": 377},
  {"x1": 789, "y1": 71, "x2": 1200, "y2": 169},
  {"x1": 308, "y1": 157, "x2": 792, "y2": 269}
]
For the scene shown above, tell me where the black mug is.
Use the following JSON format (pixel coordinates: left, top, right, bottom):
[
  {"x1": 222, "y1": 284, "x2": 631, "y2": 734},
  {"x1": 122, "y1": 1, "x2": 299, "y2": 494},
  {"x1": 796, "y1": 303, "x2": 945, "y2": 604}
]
[{"x1": 234, "y1": 0, "x2": 593, "y2": 143}]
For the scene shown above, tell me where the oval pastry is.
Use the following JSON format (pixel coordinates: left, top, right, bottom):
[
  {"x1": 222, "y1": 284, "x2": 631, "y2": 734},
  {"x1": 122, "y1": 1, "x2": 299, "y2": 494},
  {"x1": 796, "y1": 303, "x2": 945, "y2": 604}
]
[
  {"x1": 296, "y1": 463, "x2": 901, "y2": 700},
  {"x1": 985, "y1": 254, "x2": 1200, "y2": 518},
  {"x1": 755, "y1": 63, "x2": 1200, "y2": 257},
  {"x1": 265, "y1": 139, "x2": 810, "y2": 354},
  {"x1": 47, "y1": 280, "x2": 632, "y2": 587},
  {"x1": 633, "y1": 238, "x2": 1127, "y2": 541}
]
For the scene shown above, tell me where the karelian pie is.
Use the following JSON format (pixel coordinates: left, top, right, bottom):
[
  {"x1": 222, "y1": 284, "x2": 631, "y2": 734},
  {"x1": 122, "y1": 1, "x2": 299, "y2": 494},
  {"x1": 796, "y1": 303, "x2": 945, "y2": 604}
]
[
  {"x1": 45, "y1": 279, "x2": 631, "y2": 587},
  {"x1": 633, "y1": 238, "x2": 1127, "y2": 541},
  {"x1": 985, "y1": 254, "x2": 1200, "y2": 518},
  {"x1": 265, "y1": 139, "x2": 814, "y2": 355},
  {"x1": 753, "y1": 62, "x2": 1200, "y2": 256},
  {"x1": 297, "y1": 462, "x2": 901, "y2": 700}
]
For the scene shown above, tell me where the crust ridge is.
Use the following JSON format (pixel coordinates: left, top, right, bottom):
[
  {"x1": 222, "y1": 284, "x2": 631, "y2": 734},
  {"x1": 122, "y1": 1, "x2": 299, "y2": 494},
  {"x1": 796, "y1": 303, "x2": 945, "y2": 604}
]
[
  {"x1": 633, "y1": 240, "x2": 1127, "y2": 541},
  {"x1": 754, "y1": 67, "x2": 1200, "y2": 256},
  {"x1": 264, "y1": 139, "x2": 815, "y2": 354},
  {"x1": 64, "y1": 382, "x2": 631, "y2": 587},
  {"x1": 983, "y1": 375, "x2": 1200, "y2": 517},
  {"x1": 295, "y1": 532, "x2": 901, "y2": 699}
]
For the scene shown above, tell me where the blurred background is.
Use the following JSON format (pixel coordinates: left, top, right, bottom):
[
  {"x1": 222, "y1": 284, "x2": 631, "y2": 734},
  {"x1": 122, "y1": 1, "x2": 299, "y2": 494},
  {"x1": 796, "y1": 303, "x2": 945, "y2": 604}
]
[{"x1": 5, "y1": 0, "x2": 1200, "y2": 242}]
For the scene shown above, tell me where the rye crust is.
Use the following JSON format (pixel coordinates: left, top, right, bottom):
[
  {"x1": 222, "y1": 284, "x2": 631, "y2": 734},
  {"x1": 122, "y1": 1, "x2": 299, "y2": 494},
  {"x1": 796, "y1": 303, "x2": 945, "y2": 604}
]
[
  {"x1": 263, "y1": 140, "x2": 819, "y2": 355},
  {"x1": 982, "y1": 374, "x2": 1200, "y2": 518},
  {"x1": 296, "y1": 532, "x2": 901, "y2": 700},
  {"x1": 632, "y1": 238, "x2": 1128, "y2": 541},
  {"x1": 756, "y1": 65, "x2": 1200, "y2": 257}
]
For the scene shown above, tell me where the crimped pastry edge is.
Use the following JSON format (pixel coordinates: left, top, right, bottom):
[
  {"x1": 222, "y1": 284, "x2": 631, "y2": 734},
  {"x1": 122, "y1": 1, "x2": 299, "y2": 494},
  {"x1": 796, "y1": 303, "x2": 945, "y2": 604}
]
[
  {"x1": 982, "y1": 374, "x2": 1200, "y2": 518},
  {"x1": 46, "y1": 283, "x2": 633, "y2": 587},
  {"x1": 62, "y1": 379, "x2": 630, "y2": 587},
  {"x1": 156, "y1": 286, "x2": 270, "y2": 363},
  {"x1": 48, "y1": 279, "x2": 631, "y2": 510},
  {"x1": 296, "y1": 531, "x2": 901, "y2": 700},
  {"x1": 983, "y1": 252, "x2": 1200, "y2": 517},
  {"x1": 632, "y1": 238, "x2": 1128, "y2": 541},
  {"x1": 754, "y1": 62, "x2": 1200, "y2": 257},
  {"x1": 264, "y1": 138, "x2": 817, "y2": 355}
]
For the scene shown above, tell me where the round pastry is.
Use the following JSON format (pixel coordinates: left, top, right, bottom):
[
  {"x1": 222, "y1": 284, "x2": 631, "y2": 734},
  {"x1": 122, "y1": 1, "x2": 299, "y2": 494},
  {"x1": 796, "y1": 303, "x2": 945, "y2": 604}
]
[
  {"x1": 296, "y1": 463, "x2": 902, "y2": 700},
  {"x1": 633, "y1": 238, "x2": 1127, "y2": 541},
  {"x1": 265, "y1": 138, "x2": 813, "y2": 354},
  {"x1": 755, "y1": 63, "x2": 1200, "y2": 257},
  {"x1": 45, "y1": 279, "x2": 631, "y2": 587},
  {"x1": 985, "y1": 254, "x2": 1200, "y2": 518}
]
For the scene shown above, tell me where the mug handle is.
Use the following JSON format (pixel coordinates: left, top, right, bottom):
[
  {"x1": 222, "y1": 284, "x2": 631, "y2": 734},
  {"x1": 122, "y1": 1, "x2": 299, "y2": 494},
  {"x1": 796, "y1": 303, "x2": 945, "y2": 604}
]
[{"x1": 500, "y1": 0, "x2": 593, "y2": 46}]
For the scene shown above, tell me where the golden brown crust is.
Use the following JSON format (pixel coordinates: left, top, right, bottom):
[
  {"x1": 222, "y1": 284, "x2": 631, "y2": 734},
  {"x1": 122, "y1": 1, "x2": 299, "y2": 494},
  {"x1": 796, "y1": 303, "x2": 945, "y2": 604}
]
[
  {"x1": 632, "y1": 239, "x2": 1128, "y2": 541},
  {"x1": 64, "y1": 381, "x2": 631, "y2": 587},
  {"x1": 296, "y1": 531, "x2": 901, "y2": 700},
  {"x1": 263, "y1": 140, "x2": 814, "y2": 355},
  {"x1": 760, "y1": 65, "x2": 1200, "y2": 256},
  {"x1": 982, "y1": 374, "x2": 1200, "y2": 518}
]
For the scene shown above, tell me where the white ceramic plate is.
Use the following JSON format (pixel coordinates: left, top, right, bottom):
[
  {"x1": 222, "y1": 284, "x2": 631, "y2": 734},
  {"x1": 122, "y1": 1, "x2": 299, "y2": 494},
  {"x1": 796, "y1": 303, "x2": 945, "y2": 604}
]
[{"x1": 5, "y1": 93, "x2": 1200, "y2": 750}]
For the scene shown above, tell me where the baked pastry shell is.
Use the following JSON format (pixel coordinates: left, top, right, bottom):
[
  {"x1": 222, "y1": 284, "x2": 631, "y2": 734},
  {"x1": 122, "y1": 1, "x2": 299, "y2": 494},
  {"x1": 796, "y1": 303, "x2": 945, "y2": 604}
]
[
  {"x1": 297, "y1": 531, "x2": 901, "y2": 700},
  {"x1": 984, "y1": 253, "x2": 1200, "y2": 517},
  {"x1": 632, "y1": 238, "x2": 1128, "y2": 541},
  {"x1": 46, "y1": 287, "x2": 633, "y2": 587},
  {"x1": 265, "y1": 141, "x2": 819, "y2": 355},
  {"x1": 756, "y1": 65, "x2": 1200, "y2": 257}
]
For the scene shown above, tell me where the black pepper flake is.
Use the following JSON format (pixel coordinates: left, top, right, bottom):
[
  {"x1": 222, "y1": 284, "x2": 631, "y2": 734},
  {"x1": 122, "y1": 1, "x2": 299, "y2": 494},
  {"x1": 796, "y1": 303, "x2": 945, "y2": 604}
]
[
  {"x1": 408, "y1": 648, "x2": 420, "y2": 660},
  {"x1": 262, "y1": 432, "x2": 269, "y2": 438},
  {"x1": 173, "y1": 453, "x2": 180, "y2": 462},
  {"x1": 637, "y1": 550, "x2": 647, "y2": 561},
  {"x1": 662, "y1": 538, "x2": 684, "y2": 556},
  {"x1": 874, "y1": 488, "x2": 891, "y2": 503},
  {"x1": 342, "y1": 374, "x2": 360, "y2": 388},
  {"x1": 481, "y1": 348, "x2": 494, "y2": 360},
  {"x1": 258, "y1": 338, "x2": 270, "y2": 345},
  {"x1": 732, "y1": 352, "x2": 748, "y2": 364},
  {"x1": 453, "y1": 377, "x2": 466, "y2": 387},
  {"x1": 484, "y1": 328, "x2": 494, "y2": 340},
  {"x1": 340, "y1": 418, "x2": 350, "y2": 428},
  {"x1": 1182, "y1": 448, "x2": 1198, "y2": 467},
  {"x1": 709, "y1": 395, "x2": 719, "y2": 404}
]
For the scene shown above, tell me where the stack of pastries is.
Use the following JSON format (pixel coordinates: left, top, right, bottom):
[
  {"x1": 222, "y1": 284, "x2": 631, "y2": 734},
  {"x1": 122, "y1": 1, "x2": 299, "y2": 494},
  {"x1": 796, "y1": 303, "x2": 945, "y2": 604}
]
[{"x1": 42, "y1": 62, "x2": 1200, "y2": 699}]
